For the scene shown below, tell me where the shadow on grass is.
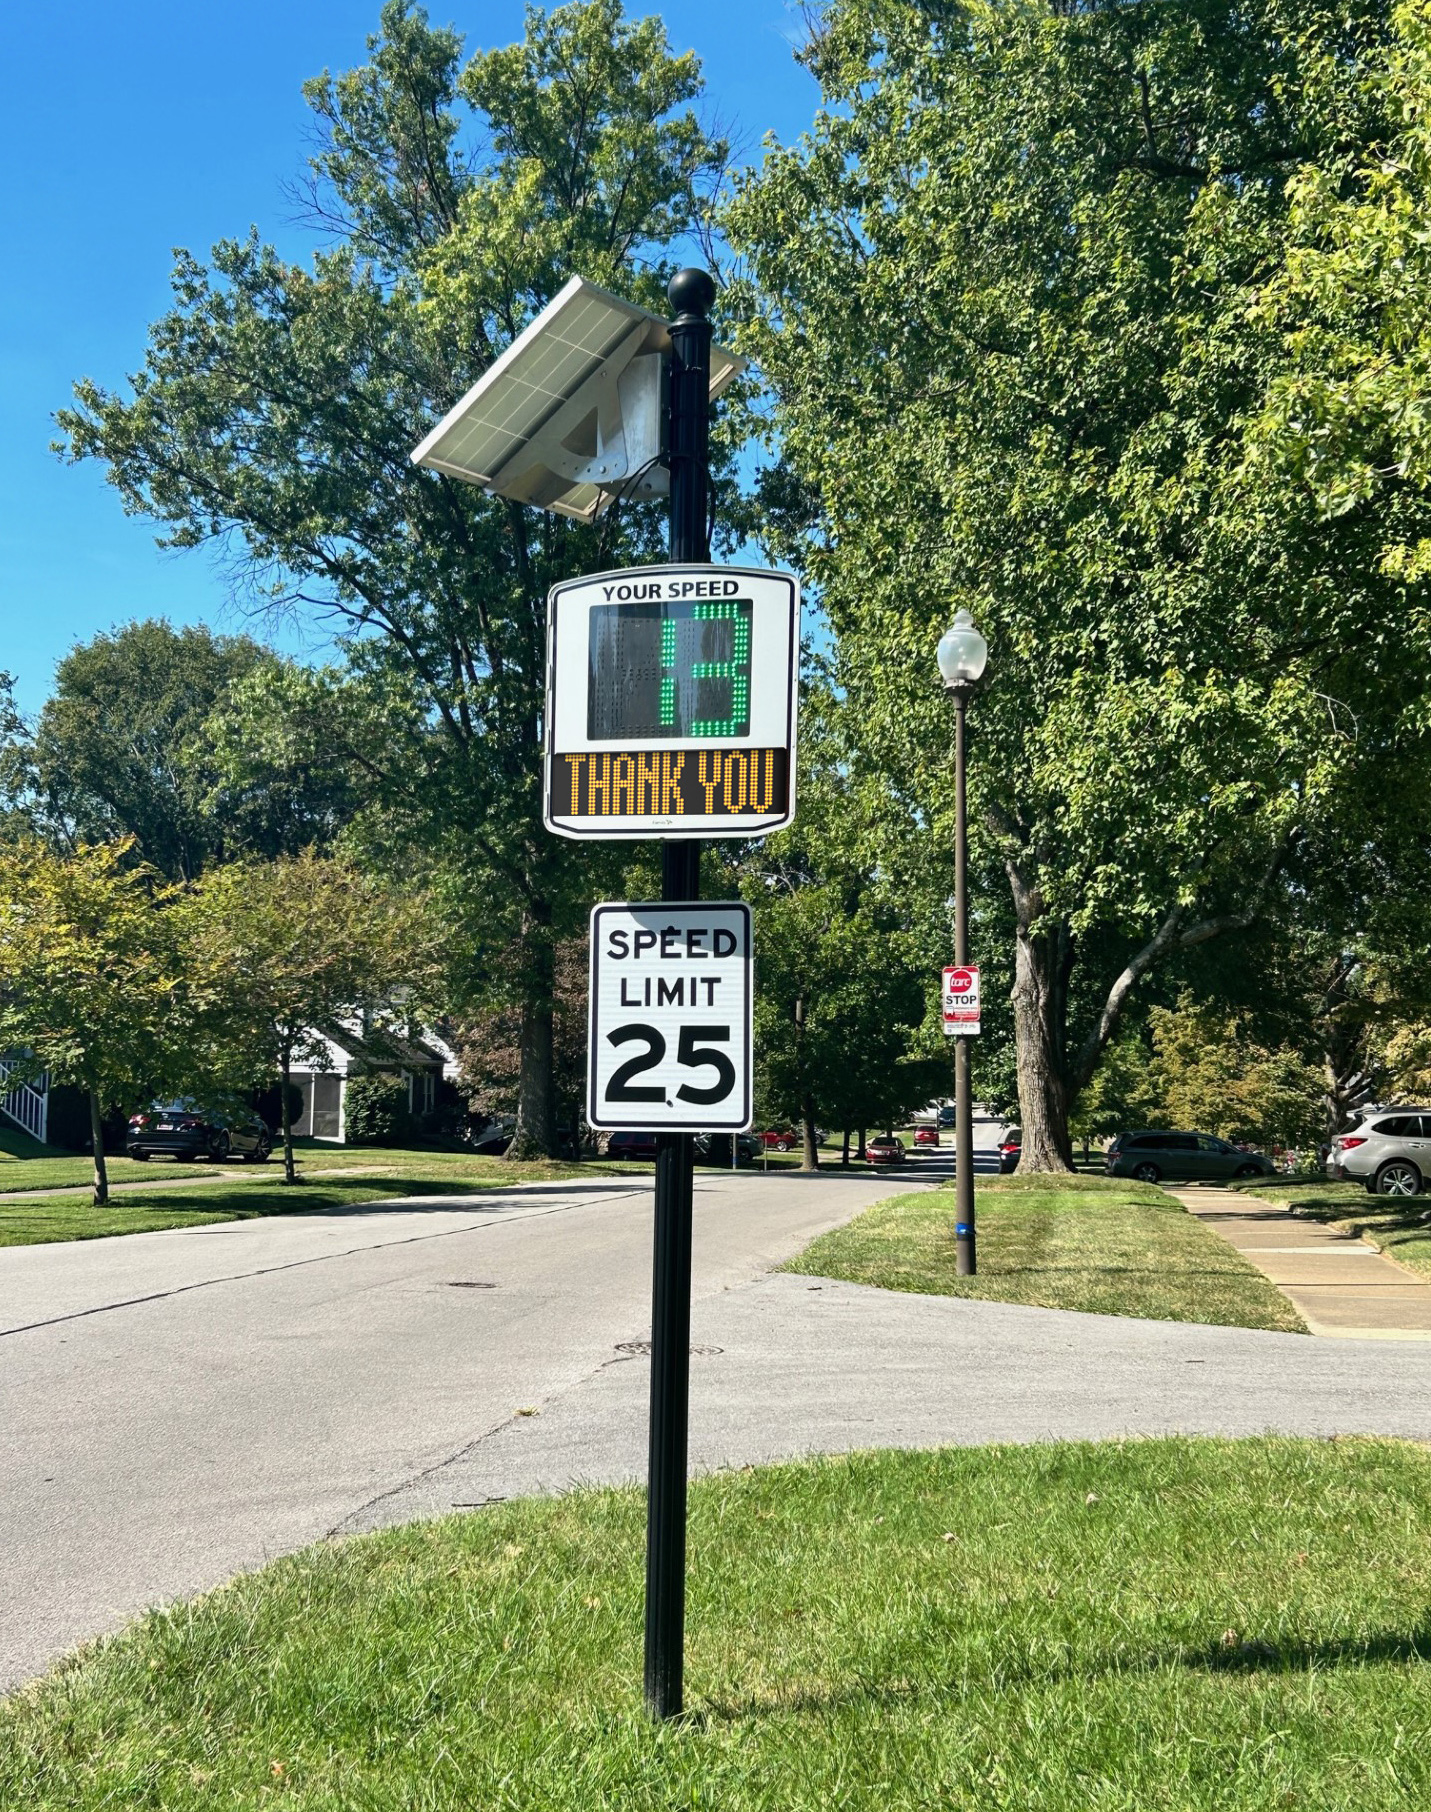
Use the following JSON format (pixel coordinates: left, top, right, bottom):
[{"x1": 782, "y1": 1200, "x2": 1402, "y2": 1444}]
[
  {"x1": 1194, "y1": 1624, "x2": 1431, "y2": 1672},
  {"x1": 699, "y1": 1623, "x2": 1431, "y2": 1725},
  {"x1": 106, "y1": 1173, "x2": 656, "y2": 1223},
  {"x1": 1241, "y1": 1180, "x2": 1431, "y2": 1240}
]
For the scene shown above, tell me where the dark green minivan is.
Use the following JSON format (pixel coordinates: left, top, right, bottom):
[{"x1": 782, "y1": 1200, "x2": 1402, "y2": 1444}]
[{"x1": 1106, "y1": 1130, "x2": 1276, "y2": 1185}]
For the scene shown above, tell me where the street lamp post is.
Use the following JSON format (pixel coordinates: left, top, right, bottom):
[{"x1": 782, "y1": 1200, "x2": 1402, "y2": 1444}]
[{"x1": 937, "y1": 608, "x2": 988, "y2": 1277}]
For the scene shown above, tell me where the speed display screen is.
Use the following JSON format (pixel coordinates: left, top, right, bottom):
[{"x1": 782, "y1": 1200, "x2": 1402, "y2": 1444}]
[{"x1": 587, "y1": 599, "x2": 752, "y2": 740}]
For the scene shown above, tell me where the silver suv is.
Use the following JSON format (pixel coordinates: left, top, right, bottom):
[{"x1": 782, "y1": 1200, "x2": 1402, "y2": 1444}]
[{"x1": 1328, "y1": 1110, "x2": 1431, "y2": 1196}]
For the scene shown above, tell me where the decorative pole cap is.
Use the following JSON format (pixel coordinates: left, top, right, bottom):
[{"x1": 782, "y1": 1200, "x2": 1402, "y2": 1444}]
[{"x1": 668, "y1": 267, "x2": 716, "y2": 321}]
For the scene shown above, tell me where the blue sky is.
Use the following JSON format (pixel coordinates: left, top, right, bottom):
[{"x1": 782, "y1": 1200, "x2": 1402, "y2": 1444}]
[{"x1": 0, "y1": 1, "x2": 818, "y2": 715}]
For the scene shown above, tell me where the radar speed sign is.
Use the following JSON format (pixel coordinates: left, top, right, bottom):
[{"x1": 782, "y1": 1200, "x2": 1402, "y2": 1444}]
[{"x1": 545, "y1": 564, "x2": 798, "y2": 839}]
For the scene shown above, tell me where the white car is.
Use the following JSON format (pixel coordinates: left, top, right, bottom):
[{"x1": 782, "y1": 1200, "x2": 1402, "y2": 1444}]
[{"x1": 1327, "y1": 1110, "x2": 1431, "y2": 1196}]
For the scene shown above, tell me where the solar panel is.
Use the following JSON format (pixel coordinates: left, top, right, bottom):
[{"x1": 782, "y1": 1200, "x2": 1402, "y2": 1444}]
[{"x1": 409, "y1": 275, "x2": 744, "y2": 521}]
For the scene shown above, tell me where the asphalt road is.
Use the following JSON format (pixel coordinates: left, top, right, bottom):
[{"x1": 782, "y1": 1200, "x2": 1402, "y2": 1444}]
[
  {"x1": 0, "y1": 1145, "x2": 967, "y2": 1690},
  {"x1": 8, "y1": 1119, "x2": 1431, "y2": 1691}
]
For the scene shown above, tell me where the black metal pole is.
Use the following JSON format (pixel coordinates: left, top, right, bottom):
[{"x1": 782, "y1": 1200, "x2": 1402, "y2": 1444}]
[
  {"x1": 952, "y1": 687, "x2": 976, "y2": 1276},
  {"x1": 644, "y1": 266, "x2": 714, "y2": 1722}
]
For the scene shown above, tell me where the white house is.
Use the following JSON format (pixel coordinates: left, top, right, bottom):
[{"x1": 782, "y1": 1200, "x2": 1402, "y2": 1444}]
[{"x1": 288, "y1": 1021, "x2": 462, "y2": 1142}]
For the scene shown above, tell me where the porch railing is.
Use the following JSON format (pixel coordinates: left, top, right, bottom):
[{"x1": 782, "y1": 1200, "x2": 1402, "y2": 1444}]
[{"x1": 0, "y1": 1059, "x2": 48, "y2": 1146}]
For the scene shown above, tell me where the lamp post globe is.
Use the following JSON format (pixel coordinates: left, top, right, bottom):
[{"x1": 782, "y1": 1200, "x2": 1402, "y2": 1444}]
[{"x1": 937, "y1": 608, "x2": 988, "y2": 687}]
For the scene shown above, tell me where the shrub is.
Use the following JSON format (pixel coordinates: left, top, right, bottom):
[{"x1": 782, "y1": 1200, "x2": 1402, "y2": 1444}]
[{"x1": 343, "y1": 1072, "x2": 412, "y2": 1146}]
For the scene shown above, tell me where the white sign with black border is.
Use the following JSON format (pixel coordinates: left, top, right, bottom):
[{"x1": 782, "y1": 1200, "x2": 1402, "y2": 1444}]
[
  {"x1": 942, "y1": 963, "x2": 981, "y2": 1037},
  {"x1": 588, "y1": 902, "x2": 753, "y2": 1131}
]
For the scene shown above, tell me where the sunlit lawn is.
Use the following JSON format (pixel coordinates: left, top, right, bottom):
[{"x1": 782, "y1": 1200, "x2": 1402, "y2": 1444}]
[
  {"x1": 786, "y1": 1172, "x2": 1305, "y2": 1331},
  {"x1": 6, "y1": 1437, "x2": 1431, "y2": 1808},
  {"x1": 0, "y1": 1150, "x2": 649, "y2": 1248}
]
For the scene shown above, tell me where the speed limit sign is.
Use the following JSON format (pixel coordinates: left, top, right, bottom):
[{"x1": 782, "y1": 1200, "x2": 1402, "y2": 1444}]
[{"x1": 588, "y1": 902, "x2": 753, "y2": 1131}]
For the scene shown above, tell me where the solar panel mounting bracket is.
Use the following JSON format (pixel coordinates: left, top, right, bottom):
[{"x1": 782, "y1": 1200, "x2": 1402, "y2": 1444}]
[{"x1": 408, "y1": 275, "x2": 743, "y2": 522}]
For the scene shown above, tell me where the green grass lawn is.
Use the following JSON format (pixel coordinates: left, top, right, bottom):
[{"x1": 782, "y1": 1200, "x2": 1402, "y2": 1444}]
[
  {"x1": 5, "y1": 1437, "x2": 1431, "y2": 1809},
  {"x1": 0, "y1": 1153, "x2": 648, "y2": 1249},
  {"x1": 786, "y1": 1172, "x2": 1305, "y2": 1331},
  {"x1": 0, "y1": 1124, "x2": 60, "y2": 1162},
  {"x1": 1236, "y1": 1176, "x2": 1431, "y2": 1284},
  {"x1": 0, "y1": 1138, "x2": 473, "y2": 1195}
]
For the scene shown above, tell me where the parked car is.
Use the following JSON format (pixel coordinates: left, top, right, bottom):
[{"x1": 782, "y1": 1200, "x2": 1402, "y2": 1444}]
[
  {"x1": 465, "y1": 1116, "x2": 514, "y2": 1156},
  {"x1": 998, "y1": 1129, "x2": 1021, "y2": 1173},
  {"x1": 759, "y1": 1128, "x2": 799, "y2": 1151},
  {"x1": 126, "y1": 1097, "x2": 271, "y2": 1163},
  {"x1": 914, "y1": 1126, "x2": 940, "y2": 1147},
  {"x1": 938, "y1": 1105, "x2": 956, "y2": 1128},
  {"x1": 694, "y1": 1131, "x2": 762, "y2": 1165},
  {"x1": 866, "y1": 1134, "x2": 907, "y2": 1166},
  {"x1": 604, "y1": 1129, "x2": 659, "y2": 1161},
  {"x1": 1105, "y1": 1130, "x2": 1275, "y2": 1185},
  {"x1": 1328, "y1": 1110, "x2": 1431, "y2": 1196}
]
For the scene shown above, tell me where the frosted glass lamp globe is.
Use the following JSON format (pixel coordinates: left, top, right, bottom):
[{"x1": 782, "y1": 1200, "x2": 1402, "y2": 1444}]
[{"x1": 936, "y1": 609, "x2": 988, "y2": 686}]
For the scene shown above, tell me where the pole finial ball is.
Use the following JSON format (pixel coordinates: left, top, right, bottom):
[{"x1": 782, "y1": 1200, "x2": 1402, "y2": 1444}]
[{"x1": 668, "y1": 267, "x2": 716, "y2": 320}]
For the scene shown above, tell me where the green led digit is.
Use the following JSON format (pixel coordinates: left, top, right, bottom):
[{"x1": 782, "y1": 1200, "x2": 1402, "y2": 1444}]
[
  {"x1": 689, "y1": 600, "x2": 752, "y2": 737},
  {"x1": 660, "y1": 618, "x2": 677, "y2": 727}
]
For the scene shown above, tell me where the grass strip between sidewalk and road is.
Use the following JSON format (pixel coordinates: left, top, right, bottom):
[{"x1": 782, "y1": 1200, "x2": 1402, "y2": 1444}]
[
  {"x1": 5, "y1": 1436, "x2": 1431, "y2": 1809},
  {"x1": 1234, "y1": 1176, "x2": 1431, "y2": 1284},
  {"x1": 785, "y1": 1172, "x2": 1305, "y2": 1331},
  {"x1": 0, "y1": 1153, "x2": 648, "y2": 1248}
]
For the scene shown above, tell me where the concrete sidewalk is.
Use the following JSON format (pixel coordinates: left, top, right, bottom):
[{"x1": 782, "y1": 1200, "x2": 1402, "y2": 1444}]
[{"x1": 1170, "y1": 1186, "x2": 1431, "y2": 1340}]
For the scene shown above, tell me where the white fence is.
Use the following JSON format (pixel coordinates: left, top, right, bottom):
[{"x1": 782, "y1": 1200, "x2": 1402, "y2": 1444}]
[{"x1": 0, "y1": 1059, "x2": 48, "y2": 1145}]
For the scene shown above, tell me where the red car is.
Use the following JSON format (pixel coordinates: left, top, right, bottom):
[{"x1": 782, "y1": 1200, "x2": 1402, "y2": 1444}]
[
  {"x1": 759, "y1": 1128, "x2": 798, "y2": 1151},
  {"x1": 604, "y1": 1130, "x2": 659, "y2": 1161},
  {"x1": 866, "y1": 1135, "x2": 907, "y2": 1165},
  {"x1": 913, "y1": 1126, "x2": 940, "y2": 1147}
]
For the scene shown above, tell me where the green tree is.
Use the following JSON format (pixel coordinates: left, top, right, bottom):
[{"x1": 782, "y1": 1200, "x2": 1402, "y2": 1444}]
[
  {"x1": 56, "y1": 0, "x2": 727, "y2": 1158},
  {"x1": 752, "y1": 880, "x2": 943, "y2": 1167},
  {"x1": 0, "y1": 840, "x2": 195, "y2": 1203},
  {"x1": 1250, "y1": 0, "x2": 1431, "y2": 586},
  {"x1": 191, "y1": 851, "x2": 430, "y2": 1182},
  {"x1": 725, "y1": 0, "x2": 1425, "y2": 1170},
  {"x1": 743, "y1": 681, "x2": 949, "y2": 1168},
  {"x1": 1146, "y1": 995, "x2": 1326, "y2": 1151},
  {"x1": 1, "y1": 621, "x2": 354, "y2": 878}
]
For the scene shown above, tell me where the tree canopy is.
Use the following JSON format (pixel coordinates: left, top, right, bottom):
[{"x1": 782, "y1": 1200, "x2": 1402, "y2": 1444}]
[
  {"x1": 725, "y1": 0, "x2": 1431, "y2": 1167},
  {"x1": 56, "y1": 0, "x2": 727, "y2": 1157},
  {"x1": 0, "y1": 841, "x2": 197, "y2": 1202},
  {"x1": 1, "y1": 621, "x2": 354, "y2": 878}
]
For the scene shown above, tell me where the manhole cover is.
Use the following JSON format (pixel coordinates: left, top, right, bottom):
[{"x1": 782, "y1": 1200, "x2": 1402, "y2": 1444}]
[
  {"x1": 615, "y1": 1340, "x2": 723, "y2": 1357},
  {"x1": 444, "y1": 1281, "x2": 497, "y2": 1289}
]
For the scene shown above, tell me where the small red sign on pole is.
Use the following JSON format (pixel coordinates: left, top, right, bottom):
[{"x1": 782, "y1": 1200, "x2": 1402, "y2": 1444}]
[{"x1": 942, "y1": 964, "x2": 981, "y2": 1036}]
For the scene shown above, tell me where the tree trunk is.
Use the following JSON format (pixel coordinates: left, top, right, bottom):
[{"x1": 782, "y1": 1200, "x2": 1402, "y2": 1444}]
[
  {"x1": 280, "y1": 1044, "x2": 297, "y2": 1184},
  {"x1": 508, "y1": 905, "x2": 557, "y2": 1160},
  {"x1": 841, "y1": 1128, "x2": 851, "y2": 1167},
  {"x1": 857, "y1": 1127, "x2": 867, "y2": 1160},
  {"x1": 800, "y1": 1095, "x2": 820, "y2": 1171},
  {"x1": 1011, "y1": 907, "x2": 1075, "y2": 1172},
  {"x1": 88, "y1": 1086, "x2": 109, "y2": 1207}
]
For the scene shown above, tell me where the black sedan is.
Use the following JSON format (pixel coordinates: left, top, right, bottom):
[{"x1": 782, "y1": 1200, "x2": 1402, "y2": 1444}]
[{"x1": 127, "y1": 1097, "x2": 272, "y2": 1163}]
